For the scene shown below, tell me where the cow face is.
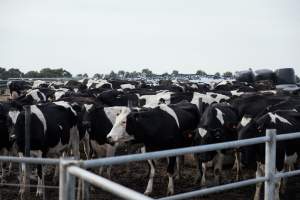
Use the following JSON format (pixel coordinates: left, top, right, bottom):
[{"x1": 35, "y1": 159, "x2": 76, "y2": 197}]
[
  {"x1": 82, "y1": 104, "x2": 94, "y2": 133},
  {"x1": 107, "y1": 107, "x2": 134, "y2": 144},
  {"x1": 238, "y1": 117, "x2": 266, "y2": 168},
  {"x1": 7, "y1": 109, "x2": 20, "y2": 142}
]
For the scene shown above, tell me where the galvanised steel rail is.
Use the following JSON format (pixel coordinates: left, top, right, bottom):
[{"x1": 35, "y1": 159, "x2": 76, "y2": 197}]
[
  {"x1": 2, "y1": 130, "x2": 300, "y2": 200},
  {"x1": 83, "y1": 136, "x2": 270, "y2": 168},
  {"x1": 0, "y1": 156, "x2": 60, "y2": 165},
  {"x1": 60, "y1": 129, "x2": 300, "y2": 200},
  {"x1": 67, "y1": 166, "x2": 154, "y2": 200}
]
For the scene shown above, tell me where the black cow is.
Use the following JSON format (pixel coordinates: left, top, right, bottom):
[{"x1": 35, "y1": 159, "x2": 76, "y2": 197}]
[
  {"x1": 82, "y1": 104, "x2": 123, "y2": 177},
  {"x1": 107, "y1": 101, "x2": 200, "y2": 195},
  {"x1": 96, "y1": 90, "x2": 139, "y2": 107},
  {"x1": 0, "y1": 102, "x2": 13, "y2": 181},
  {"x1": 238, "y1": 110, "x2": 300, "y2": 200},
  {"x1": 8, "y1": 101, "x2": 80, "y2": 197},
  {"x1": 196, "y1": 103, "x2": 240, "y2": 185},
  {"x1": 7, "y1": 81, "x2": 32, "y2": 99}
]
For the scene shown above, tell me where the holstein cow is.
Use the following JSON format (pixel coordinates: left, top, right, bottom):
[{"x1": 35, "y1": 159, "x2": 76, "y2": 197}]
[
  {"x1": 196, "y1": 103, "x2": 240, "y2": 185},
  {"x1": 8, "y1": 101, "x2": 80, "y2": 197},
  {"x1": 82, "y1": 104, "x2": 125, "y2": 178},
  {"x1": 238, "y1": 110, "x2": 300, "y2": 200},
  {"x1": 107, "y1": 101, "x2": 200, "y2": 195},
  {"x1": 0, "y1": 102, "x2": 13, "y2": 182},
  {"x1": 7, "y1": 80, "x2": 32, "y2": 100}
]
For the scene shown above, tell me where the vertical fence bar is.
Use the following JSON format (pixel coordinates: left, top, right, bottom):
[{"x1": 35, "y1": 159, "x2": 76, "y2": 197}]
[
  {"x1": 59, "y1": 159, "x2": 67, "y2": 200},
  {"x1": 264, "y1": 129, "x2": 277, "y2": 200},
  {"x1": 66, "y1": 170, "x2": 76, "y2": 200},
  {"x1": 24, "y1": 105, "x2": 31, "y2": 198},
  {"x1": 60, "y1": 158, "x2": 77, "y2": 200}
]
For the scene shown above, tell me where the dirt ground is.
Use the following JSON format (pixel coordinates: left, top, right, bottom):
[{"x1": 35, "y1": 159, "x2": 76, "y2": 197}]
[{"x1": 1, "y1": 155, "x2": 300, "y2": 200}]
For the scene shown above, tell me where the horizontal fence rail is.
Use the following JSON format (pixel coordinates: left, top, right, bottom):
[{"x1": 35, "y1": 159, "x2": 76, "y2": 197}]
[
  {"x1": 83, "y1": 136, "x2": 270, "y2": 168},
  {"x1": 2, "y1": 130, "x2": 300, "y2": 200},
  {"x1": 67, "y1": 166, "x2": 154, "y2": 200},
  {"x1": 0, "y1": 156, "x2": 60, "y2": 165}
]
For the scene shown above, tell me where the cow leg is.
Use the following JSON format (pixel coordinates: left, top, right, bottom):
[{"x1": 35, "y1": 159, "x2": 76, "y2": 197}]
[
  {"x1": 193, "y1": 154, "x2": 202, "y2": 184},
  {"x1": 175, "y1": 156, "x2": 184, "y2": 180},
  {"x1": 106, "y1": 144, "x2": 117, "y2": 179},
  {"x1": 254, "y1": 162, "x2": 264, "y2": 200},
  {"x1": 18, "y1": 152, "x2": 26, "y2": 199},
  {"x1": 281, "y1": 153, "x2": 298, "y2": 194},
  {"x1": 70, "y1": 126, "x2": 80, "y2": 159},
  {"x1": 166, "y1": 157, "x2": 176, "y2": 196},
  {"x1": 201, "y1": 162, "x2": 208, "y2": 186},
  {"x1": 36, "y1": 164, "x2": 44, "y2": 197},
  {"x1": 275, "y1": 175, "x2": 281, "y2": 200},
  {"x1": 233, "y1": 150, "x2": 241, "y2": 181},
  {"x1": 144, "y1": 159, "x2": 156, "y2": 195},
  {"x1": 141, "y1": 146, "x2": 155, "y2": 195},
  {"x1": 82, "y1": 132, "x2": 90, "y2": 159},
  {"x1": 0, "y1": 148, "x2": 9, "y2": 183},
  {"x1": 213, "y1": 151, "x2": 224, "y2": 185}
]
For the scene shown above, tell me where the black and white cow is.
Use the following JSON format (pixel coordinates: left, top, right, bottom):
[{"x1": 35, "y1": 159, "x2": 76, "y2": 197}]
[
  {"x1": 82, "y1": 104, "x2": 125, "y2": 178},
  {"x1": 7, "y1": 81, "x2": 32, "y2": 100},
  {"x1": 0, "y1": 102, "x2": 13, "y2": 182},
  {"x1": 196, "y1": 103, "x2": 240, "y2": 185},
  {"x1": 238, "y1": 110, "x2": 300, "y2": 200},
  {"x1": 8, "y1": 101, "x2": 80, "y2": 197},
  {"x1": 96, "y1": 90, "x2": 139, "y2": 107},
  {"x1": 107, "y1": 101, "x2": 200, "y2": 195}
]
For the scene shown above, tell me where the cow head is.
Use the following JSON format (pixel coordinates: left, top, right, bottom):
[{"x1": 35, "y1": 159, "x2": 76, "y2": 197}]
[
  {"x1": 106, "y1": 107, "x2": 134, "y2": 144},
  {"x1": 238, "y1": 115, "x2": 268, "y2": 168}
]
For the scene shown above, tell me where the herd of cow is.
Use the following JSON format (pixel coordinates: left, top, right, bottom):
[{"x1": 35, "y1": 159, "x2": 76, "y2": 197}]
[{"x1": 0, "y1": 78, "x2": 300, "y2": 200}]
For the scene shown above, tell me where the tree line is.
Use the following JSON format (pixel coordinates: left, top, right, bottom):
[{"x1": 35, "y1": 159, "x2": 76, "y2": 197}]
[
  {"x1": 0, "y1": 67, "x2": 72, "y2": 80},
  {"x1": 0, "y1": 67, "x2": 234, "y2": 80},
  {"x1": 84, "y1": 69, "x2": 234, "y2": 79}
]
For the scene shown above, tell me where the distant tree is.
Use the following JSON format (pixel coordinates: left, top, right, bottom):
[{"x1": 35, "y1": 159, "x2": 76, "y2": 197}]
[
  {"x1": 108, "y1": 71, "x2": 117, "y2": 79},
  {"x1": 128, "y1": 71, "x2": 140, "y2": 78},
  {"x1": 124, "y1": 72, "x2": 130, "y2": 78},
  {"x1": 196, "y1": 70, "x2": 207, "y2": 76},
  {"x1": 93, "y1": 73, "x2": 102, "y2": 79},
  {"x1": 162, "y1": 72, "x2": 169, "y2": 77},
  {"x1": 0, "y1": 67, "x2": 6, "y2": 79},
  {"x1": 141, "y1": 68, "x2": 153, "y2": 77},
  {"x1": 214, "y1": 72, "x2": 221, "y2": 77},
  {"x1": 223, "y1": 71, "x2": 233, "y2": 78},
  {"x1": 24, "y1": 71, "x2": 40, "y2": 78},
  {"x1": 117, "y1": 70, "x2": 125, "y2": 78},
  {"x1": 5, "y1": 68, "x2": 23, "y2": 79},
  {"x1": 171, "y1": 70, "x2": 179, "y2": 76},
  {"x1": 39, "y1": 68, "x2": 72, "y2": 78},
  {"x1": 83, "y1": 73, "x2": 88, "y2": 78}
]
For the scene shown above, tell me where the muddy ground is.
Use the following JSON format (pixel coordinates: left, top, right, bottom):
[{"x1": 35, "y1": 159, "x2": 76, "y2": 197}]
[{"x1": 1, "y1": 154, "x2": 300, "y2": 200}]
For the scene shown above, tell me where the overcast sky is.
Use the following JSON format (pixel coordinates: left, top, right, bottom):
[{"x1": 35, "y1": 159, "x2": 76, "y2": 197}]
[{"x1": 0, "y1": 0, "x2": 299, "y2": 76}]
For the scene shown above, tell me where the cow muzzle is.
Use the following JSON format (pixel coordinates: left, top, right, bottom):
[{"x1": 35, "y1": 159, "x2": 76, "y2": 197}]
[{"x1": 106, "y1": 136, "x2": 115, "y2": 145}]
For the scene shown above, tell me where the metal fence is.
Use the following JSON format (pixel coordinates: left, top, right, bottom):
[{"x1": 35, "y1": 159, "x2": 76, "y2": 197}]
[
  {"x1": 1, "y1": 130, "x2": 300, "y2": 200},
  {"x1": 58, "y1": 129, "x2": 300, "y2": 200}
]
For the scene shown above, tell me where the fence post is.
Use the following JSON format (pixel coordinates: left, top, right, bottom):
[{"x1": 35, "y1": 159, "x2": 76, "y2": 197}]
[
  {"x1": 66, "y1": 170, "x2": 76, "y2": 200},
  {"x1": 59, "y1": 158, "x2": 77, "y2": 200},
  {"x1": 264, "y1": 129, "x2": 277, "y2": 200},
  {"x1": 24, "y1": 105, "x2": 31, "y2": 198},
  {"x1": 59, "y1": 159, "x2": 67, "y2": 200}
]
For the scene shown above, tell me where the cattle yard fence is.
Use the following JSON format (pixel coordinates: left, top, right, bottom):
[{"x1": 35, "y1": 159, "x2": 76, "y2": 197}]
[{"x1": 1, "y1": 130, "x2": 300, "y2": 200}]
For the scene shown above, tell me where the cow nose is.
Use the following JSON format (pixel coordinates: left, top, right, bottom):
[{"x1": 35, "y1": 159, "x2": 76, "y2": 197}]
[{"x1": 106, "y1": 136, "x2": 115, "y2": 145}]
